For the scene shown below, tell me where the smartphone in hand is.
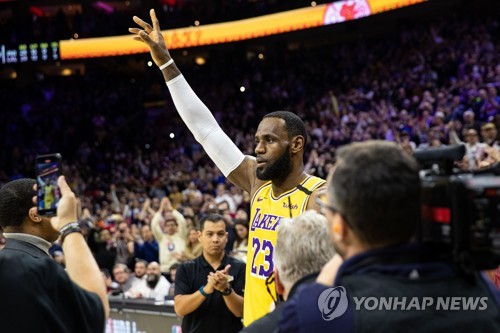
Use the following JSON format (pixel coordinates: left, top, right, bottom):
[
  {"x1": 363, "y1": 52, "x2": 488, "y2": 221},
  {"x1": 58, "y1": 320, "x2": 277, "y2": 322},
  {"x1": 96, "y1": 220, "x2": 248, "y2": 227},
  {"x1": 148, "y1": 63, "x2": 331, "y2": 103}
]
[{"x1": 35, "y1": 153, "x2": 62, "y2": 216}]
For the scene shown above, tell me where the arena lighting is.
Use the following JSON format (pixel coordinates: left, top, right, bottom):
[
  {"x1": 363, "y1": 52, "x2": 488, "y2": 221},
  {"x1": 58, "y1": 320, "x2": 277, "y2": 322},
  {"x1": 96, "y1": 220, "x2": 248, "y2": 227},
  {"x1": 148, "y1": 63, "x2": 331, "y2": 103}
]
[
  {"x1": 93, "y1": 1, "x2": 114, "y2": 14},
  {"x1": 61, "y1": 68, "x2": 72, "y2": 76},
  {"x1": 195, "y1": 57, "x2": 206, "y2": 65},
  {"x1": 59, "y1": 0, "x2": 426, "y2": 60},
  {"x1": 29, "y1": 6, "x2": 44, "y2": 17}
]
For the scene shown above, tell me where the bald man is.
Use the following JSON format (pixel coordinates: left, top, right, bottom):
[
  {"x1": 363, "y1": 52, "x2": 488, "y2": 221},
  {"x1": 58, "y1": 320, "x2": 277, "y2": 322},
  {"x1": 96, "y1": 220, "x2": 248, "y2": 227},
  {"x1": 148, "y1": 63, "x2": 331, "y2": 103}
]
[{"x1": 126, "y1": 261, "x2": 171, "y2": 301}]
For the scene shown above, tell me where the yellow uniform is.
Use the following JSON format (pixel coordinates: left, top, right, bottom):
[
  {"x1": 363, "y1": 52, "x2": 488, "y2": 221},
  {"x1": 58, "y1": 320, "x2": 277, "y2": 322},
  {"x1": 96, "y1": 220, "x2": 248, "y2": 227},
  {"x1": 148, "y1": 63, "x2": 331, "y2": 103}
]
[
  {"x1": 44, "y1": 184, "x2": 54, "y2": 209},
  {"x1": 243, "y1": 175, "x2": 325, "y2": 326}
]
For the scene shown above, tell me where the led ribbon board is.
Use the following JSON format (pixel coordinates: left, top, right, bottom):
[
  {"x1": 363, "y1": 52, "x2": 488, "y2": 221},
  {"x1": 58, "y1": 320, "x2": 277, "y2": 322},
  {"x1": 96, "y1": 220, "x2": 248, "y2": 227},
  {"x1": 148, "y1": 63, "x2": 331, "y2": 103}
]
[{"x1": 59, "y1": 0, "x2": 426, "y2": 60}]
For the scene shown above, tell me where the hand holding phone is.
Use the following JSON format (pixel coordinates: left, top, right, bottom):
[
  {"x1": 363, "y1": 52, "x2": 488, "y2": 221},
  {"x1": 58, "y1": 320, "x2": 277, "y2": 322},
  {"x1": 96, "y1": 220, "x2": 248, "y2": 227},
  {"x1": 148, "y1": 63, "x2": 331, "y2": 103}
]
[
  {"x1": 36, "y1": 153, "x2": 62, "y2": 216},
  {"x1": 49, "y1": 176, "x2": 78, "y2": 231}
]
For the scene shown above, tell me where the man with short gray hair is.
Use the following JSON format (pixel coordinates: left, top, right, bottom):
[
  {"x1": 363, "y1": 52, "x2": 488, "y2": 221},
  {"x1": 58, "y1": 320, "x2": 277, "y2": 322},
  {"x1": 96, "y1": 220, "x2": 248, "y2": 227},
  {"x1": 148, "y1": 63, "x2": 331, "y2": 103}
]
[{"x1": 242, "y1": 210, "x2": 336, "y2": 332}]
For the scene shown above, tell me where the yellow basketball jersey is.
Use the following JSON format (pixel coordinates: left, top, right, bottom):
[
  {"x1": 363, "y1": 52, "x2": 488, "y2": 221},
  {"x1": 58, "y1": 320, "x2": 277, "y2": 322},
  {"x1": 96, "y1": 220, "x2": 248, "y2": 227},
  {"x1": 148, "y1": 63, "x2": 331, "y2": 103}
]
[
  {"x1": 44, "y1": 185, "x2": 54, "y2": 208},
  {"x1": 243, "y1": 175, "x2": 326, "y2": 326}
]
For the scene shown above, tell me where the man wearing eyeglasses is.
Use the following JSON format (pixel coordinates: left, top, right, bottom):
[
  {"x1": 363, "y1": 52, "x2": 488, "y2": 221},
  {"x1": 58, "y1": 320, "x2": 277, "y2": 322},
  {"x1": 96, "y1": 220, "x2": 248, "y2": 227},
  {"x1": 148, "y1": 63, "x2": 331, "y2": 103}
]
[
  {"x1": 279, "y1": 141, "x2": 500, "y2": 332},
  {"x1": 242, "y1": 210, "x2": 336, "y2": 333}
]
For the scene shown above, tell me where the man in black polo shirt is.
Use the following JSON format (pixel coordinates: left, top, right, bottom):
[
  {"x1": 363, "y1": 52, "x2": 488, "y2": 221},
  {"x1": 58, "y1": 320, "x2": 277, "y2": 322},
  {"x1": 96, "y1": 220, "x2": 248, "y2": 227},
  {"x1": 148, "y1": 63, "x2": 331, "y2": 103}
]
[{"x1": 174, "y1": 213, "x2": 245, "y2": 333}]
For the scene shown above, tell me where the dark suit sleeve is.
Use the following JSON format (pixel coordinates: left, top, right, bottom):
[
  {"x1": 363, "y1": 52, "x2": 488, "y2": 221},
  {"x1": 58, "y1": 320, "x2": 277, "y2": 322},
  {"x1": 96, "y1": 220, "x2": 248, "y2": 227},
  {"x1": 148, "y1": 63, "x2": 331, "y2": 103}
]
[
  {"x1": 55, "y1": 263, "x2": 106, "y2": 333},
  {"x1": 278, "y1": 296, "x2": 300, "y2": 333},
  {"x1": 174, "y1": 262, "x2": 192, "y2": 296}
]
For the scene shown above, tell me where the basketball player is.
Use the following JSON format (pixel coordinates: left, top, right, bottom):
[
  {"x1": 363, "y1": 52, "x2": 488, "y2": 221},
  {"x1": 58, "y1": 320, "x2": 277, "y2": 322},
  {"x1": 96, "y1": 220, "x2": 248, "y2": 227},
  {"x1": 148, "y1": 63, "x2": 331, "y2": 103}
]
[
  {"x1": 129, "y1": 10, "x2": 325, "y2": 326},
  {"x1": 44, "y1": 179, "x2": 55, "y2": 209}
]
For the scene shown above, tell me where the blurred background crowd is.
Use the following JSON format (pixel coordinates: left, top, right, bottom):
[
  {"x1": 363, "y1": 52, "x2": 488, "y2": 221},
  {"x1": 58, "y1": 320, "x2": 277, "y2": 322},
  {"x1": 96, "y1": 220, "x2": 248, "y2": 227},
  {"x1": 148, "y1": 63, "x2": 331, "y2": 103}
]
[{"x1": 1, "y1": 0, "x2": 499, "y2": 289}]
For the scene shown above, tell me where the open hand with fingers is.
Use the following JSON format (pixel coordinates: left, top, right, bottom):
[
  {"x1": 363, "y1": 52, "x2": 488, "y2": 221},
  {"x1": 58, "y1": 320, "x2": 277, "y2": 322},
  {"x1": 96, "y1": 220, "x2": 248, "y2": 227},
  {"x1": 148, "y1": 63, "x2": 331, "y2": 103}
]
[{"x1": 129, "y1": 9, "x2": 171, "y2": 67}]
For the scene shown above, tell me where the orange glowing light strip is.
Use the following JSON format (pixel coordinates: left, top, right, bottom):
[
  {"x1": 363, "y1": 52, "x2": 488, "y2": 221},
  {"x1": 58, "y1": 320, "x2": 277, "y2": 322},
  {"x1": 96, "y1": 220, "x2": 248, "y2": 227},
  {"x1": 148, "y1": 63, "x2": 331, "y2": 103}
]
[
  {"x1": 59, "y1": 0, "x2": 426, "y2": 60},
  {"x1": 368, "y1": 0, "x2": 426, "y2": 14}
]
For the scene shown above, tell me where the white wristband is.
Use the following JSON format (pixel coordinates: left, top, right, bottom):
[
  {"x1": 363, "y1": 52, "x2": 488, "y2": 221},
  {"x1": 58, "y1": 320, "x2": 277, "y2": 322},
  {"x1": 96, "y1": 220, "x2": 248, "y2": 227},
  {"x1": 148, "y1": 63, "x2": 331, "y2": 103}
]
[{"x1": 159, "y1": 59, "x2": 174, "y2": 70}]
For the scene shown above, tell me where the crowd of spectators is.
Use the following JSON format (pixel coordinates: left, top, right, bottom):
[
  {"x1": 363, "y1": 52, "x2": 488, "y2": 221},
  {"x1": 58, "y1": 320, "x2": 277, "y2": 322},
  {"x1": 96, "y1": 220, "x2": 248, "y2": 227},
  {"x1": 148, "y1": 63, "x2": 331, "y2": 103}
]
[{"x1": 1, "y1": 1, "x2": 500, "y2": 289}]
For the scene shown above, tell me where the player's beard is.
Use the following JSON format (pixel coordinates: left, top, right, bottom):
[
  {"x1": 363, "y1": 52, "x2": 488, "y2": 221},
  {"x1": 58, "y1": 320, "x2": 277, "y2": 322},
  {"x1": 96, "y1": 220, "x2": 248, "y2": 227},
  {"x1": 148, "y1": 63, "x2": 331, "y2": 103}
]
[{"x1": 256, "y1": 147, "x2": 292, "y2": 181}]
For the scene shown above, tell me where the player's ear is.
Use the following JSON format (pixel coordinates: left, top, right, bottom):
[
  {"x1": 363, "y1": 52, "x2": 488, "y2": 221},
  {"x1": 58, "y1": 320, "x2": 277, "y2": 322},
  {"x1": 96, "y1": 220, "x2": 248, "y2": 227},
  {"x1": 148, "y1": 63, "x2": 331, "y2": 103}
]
[{"x1": 291, "y1": 135, "x2": 305, "y2": 153}]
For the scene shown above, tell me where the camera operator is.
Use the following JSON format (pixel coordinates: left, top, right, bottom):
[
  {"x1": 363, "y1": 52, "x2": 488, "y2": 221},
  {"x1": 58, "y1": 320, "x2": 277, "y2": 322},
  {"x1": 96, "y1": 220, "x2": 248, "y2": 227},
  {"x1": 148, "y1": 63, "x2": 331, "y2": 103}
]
[
  {"x1": 0, "y1": 177, "x2": 109, "y2": 332},
  {"x1": 279, "y1": 141, "x2": 500, "y2": 332}
]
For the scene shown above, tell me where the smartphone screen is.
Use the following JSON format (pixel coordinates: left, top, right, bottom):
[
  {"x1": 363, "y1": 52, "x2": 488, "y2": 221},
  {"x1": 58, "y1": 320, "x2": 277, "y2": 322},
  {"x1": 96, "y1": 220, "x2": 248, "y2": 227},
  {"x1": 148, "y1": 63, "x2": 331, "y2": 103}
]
[{"x1": 36, "y1": 153, "x2": 62, "y2": 216}]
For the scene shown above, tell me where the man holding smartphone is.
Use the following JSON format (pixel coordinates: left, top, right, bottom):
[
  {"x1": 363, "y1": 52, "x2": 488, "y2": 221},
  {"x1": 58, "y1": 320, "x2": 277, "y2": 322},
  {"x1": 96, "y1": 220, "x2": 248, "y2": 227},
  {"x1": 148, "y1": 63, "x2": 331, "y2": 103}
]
[{"x1": 0, "y1": 176, "x2": 109, "y2": 332}]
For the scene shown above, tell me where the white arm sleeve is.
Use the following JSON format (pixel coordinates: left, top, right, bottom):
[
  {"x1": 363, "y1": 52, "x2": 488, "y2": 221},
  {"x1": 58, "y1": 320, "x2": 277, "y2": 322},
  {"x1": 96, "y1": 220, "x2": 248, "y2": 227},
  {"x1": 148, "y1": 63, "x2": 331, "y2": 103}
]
[{"x1": 166, "y1": 75, "x2": 245, "y2": 177}]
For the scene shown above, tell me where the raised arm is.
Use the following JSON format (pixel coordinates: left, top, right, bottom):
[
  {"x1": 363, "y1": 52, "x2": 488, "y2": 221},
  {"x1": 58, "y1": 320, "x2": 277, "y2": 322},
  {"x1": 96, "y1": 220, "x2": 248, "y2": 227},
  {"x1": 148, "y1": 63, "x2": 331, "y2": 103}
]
[
  {"x1": 51, "y1": 176, "x2": 110, "y2": 318},
  {"x1": 161, "y1": 197, "x2": 188, "y2": 238},
  {"x1": 173, "y1": 209, "x2": 187, "y2": 238},
  {"x1": 448, "y1": 122, "x2": 463, "y2": 145},
  {"x1": 36, "y1": 176, "x2": 45, "y2": 187},
  {"x1": 109, "y1": 184, "x2": 121, "y2": 213},
  {"x1": 129, "y1": 9, "x2": 257, "y2": 193},
  {"x1": 151, "y1": 211, "x2": 165, "y2": 242}
]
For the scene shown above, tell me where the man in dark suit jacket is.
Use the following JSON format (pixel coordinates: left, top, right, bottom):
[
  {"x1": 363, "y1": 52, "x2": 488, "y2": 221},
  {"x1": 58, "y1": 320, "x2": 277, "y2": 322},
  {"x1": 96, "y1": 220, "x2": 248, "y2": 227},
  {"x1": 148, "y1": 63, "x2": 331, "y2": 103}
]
[{"x1": 0, "y1": 177, "x2": 109, "y2": 332}]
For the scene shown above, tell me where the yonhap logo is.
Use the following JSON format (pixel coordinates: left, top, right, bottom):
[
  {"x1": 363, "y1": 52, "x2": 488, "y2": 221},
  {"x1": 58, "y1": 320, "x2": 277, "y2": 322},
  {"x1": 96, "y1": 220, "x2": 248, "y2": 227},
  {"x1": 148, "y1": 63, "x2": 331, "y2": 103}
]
[
  {"x1": 317, "y1": 286, "x2": 349, "y2": 321},
  {"x1": 317, "y1": 286, "x2": 489, "y2": 322}
]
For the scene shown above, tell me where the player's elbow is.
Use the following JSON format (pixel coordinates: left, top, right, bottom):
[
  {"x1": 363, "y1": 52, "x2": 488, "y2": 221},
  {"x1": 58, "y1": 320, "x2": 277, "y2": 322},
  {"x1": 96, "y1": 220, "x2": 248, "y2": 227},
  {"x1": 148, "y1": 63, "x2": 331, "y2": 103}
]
[{"x1": 174, "y1": 303, "x2": 187, "y2": 317}]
